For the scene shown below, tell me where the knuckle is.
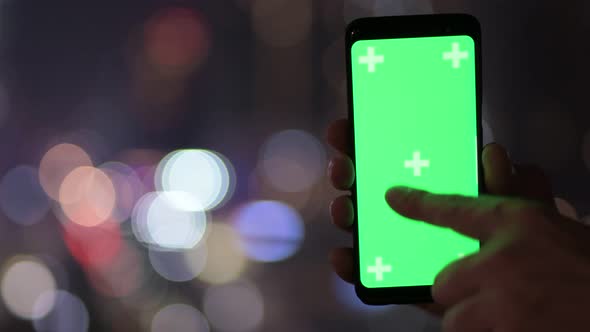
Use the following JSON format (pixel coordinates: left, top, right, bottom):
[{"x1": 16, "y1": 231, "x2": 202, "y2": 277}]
[{"x1": 490, "y1": 199, "x2": 547, "y2": 229}]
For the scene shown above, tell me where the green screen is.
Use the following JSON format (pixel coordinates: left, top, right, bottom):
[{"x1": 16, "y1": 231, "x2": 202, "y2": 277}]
[{"x1": 351, "y1": 35, "x2": 479, "y2": 288}]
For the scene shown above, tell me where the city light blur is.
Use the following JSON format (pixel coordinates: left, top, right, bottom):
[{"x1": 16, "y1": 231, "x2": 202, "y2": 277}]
[
  {"x1": 143, "y1": 7, "x2": 210, "y2": 77},
  {"x1": 132, "y1": 191, "x2": 208, "y2": 250},
  {"x1": 38, "y1": 144, "x2": 93, "y2": 201},
  {"x1": 58, "y1": 166, "x2": 116, "y2": 227},
  {"x1": 148, "y1": 245, "x2": 207, "y2": 282},
  {"x1": 156, "y1": 149, "x2": 233, "y2": 211},
  {"x1": 32, "y1": 290, "x2": 89, "y2": 332},
  {"x1": 87, "y1": 244, "x2": 145, "y2": 299},
  {"x1": 0, "y1": 1, "x2": 586, "y2": 331},
  {"x1": 62, "y1": 221, "x2": 123, "y2": 269},
  {"x1": 233, "y1": 201, "x2": 304, "y2": 262},
  {"x1": 259, "y1": 130, "x2": 326, "y2": 193},
  {"x1": 100, "y1": 162, "x2": 145, "y2": 223},
  {"x1": 151, "y1": 303, "x2": 209, "y2": 332},
  {"x1": 203, "y1": 281, "x2": 264, "y2": 332},
  {"x1": 0, "y1": 166, "x2": 50, "y2": 226},
  {"x1": 197, "y1": 223, "x2": 247, "y2": 285},
  {"x1": 1, "y1": 257, "x2": 56, "y2": 320}
]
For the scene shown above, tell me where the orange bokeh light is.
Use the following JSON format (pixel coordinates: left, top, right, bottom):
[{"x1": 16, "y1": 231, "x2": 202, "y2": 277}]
[
  {"x1": 39, "y1": 143, "x2": 93, "y2": 200},
  {"x1": 58, "y1": 166, "x2": 116, "y2": 227}
]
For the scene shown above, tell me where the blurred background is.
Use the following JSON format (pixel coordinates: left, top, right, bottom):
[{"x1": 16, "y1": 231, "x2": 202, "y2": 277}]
[{"x1": 0, "y1": 0, "x2": 587, "y2": 331}]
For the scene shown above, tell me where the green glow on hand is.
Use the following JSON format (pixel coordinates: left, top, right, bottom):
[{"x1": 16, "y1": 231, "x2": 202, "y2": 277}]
[{"x1": 351, "y1": 36, "x2": 480, "y2": 288}]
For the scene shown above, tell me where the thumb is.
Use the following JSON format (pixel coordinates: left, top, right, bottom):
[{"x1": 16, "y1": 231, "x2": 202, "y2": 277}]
[
  {"x1": 482, "y1": 143, "x2": 513, "y2": 196},
  {"x1": 512, "y1": 163, "x2": 555, "y2": 208}
]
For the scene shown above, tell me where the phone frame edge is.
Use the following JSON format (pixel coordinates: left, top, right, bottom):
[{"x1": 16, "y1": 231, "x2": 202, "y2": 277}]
[{"x1": 344, "y1": 13, "x2": 484, "y2": 305}]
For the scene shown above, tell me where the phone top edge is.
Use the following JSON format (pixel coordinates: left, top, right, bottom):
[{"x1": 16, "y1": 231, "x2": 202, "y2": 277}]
[{"x1": 346, "y1": 13, "x2": 481, "y2": 47}]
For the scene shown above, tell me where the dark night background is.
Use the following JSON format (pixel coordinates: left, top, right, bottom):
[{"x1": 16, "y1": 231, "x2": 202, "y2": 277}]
[{"x1": 0, "y1": 0, "x2": 587, "y2": 331}]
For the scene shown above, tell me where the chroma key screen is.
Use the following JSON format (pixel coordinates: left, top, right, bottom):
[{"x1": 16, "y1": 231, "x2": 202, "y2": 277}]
[{"x1": 350, "y1": 35, "x2": 480, "y2": 288}]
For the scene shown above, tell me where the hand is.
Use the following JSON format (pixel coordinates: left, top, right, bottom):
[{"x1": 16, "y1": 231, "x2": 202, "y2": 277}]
[
  {"x1": 386, "y1": 187, "x2": 590, "y2": 332},
  {"x1": 326, "y1": 118, "x2": 555, "y2": 315}
]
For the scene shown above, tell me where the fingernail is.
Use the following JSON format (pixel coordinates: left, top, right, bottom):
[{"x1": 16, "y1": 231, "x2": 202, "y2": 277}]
[
  {"x1": 482, "y1": 142, "x2": 494, "y2": 157},
  {"x1": 385, "y1": 186, "x2": 415, "y2": 203}
]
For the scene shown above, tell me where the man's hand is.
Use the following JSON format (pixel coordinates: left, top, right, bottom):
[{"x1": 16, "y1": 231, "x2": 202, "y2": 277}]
[
  {"x1": 386, "y1": 187, "x2": 590, "y2": 332},
  {"x1": 326, "y1": 118, "x2": 555, "y2": 315}
]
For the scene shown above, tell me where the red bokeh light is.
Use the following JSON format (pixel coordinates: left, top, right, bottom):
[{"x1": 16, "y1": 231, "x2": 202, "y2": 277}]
[
  {"x1": 85, "y1": 245, "x2": 144, "y2": 298},
  {"x1": 62, "y1": 220, "x2": 122, "y2": 270},
  {"x1": 144, "y1": 7, "x2": 210, "y2": 70}
]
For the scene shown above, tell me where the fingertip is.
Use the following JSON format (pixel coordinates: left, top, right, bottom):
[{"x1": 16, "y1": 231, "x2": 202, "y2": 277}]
[
  {"x1": 482, "y1": 143, "x2": 510, "y2": 166},
  {"x1": 385, "y1": 186, "x2": 422, "y2": 211},
  {"x1": 330, "y1": 248, "x2": 355, "y2": 284},
  {"x1": 330, "y1": 195, "x2": 354, "y2": 231},
  {"x1": 326, "y1": 119, "x2": 350, "y2": 154},
  {"x1": 482, "y1": 143, "x2": 513, "y2": 195},
  {"x1": 328, "y1": 156, "x2": 355, "y2": 190}
]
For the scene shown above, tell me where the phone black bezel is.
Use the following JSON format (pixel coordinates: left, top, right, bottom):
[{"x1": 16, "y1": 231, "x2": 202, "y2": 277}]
[{"x1": 345, "y1": 14, "x2": 484, "y2": 305}]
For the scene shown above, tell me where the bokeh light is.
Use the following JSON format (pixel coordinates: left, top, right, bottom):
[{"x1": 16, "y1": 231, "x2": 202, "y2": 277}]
[
  {"x1": 149, "y1": 245, "x2": 207, "y2": 282},
  {"x1": 203, "y1": 281, "x2": 264, "y2": 332},
  {"x1": 131, "y1": 191, "x2": 157, "y2": 245},
  {"x1": 39, "y1": 143, "x2": 93, "y2": 200},
  {"x1": 197, "y1": 223, "x2": 246, "y2": 285},
  {"x1": 33, "y1": 290, "x2": 89, "y2": 332},
  {"x1": 58, "y1": 166, "x2": 116, "y2": 227},
  {"x1": 144, "y1": 7, "x2": 209, "y2": 74},
  {"x1": 259, "y1": 129, "x2": 326, "y2": 193},
  {"x1": 137, "y1": 165, "x2": 158, "y2": 193},
  {"x1": 0, "y1": 165, "x2": 50, "y2": 226},
  {"x1": 152, "y1": 304, "x2": 209, "y2": 332},
  {"x1": 156, "y1": 149, "x2": 233, "y2": 211},
  {"x1": 100, "y1": 162, "x2": 145, "y2": 223},
  {"x1": 132, "y1": 192, "x2": 208, "y2": 250},
  {"x1": 555, "y1": 197, "x2": 579, "y2": 220},
  {"x1": 1, "y1": 256, "x2": 56, "y2": 320},
  {"x1": 62, "y1": 221, "x2": 122, "y2": 269},
  {"x1": 233, "y1": 201, "x2": 304, "y2": 262}
]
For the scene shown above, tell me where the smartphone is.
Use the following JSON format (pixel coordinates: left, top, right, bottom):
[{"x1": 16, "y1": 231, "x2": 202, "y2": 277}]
[{"x1": 345, "y1": 14, "x2": 483, "y2": 304}]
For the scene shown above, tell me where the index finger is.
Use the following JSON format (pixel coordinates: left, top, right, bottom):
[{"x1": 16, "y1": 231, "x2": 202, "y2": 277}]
[{"x1": 385, "y1": 187, "x2": 509, "y2": 240}]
